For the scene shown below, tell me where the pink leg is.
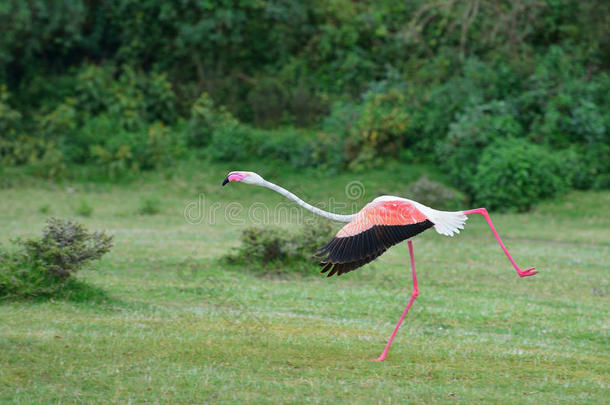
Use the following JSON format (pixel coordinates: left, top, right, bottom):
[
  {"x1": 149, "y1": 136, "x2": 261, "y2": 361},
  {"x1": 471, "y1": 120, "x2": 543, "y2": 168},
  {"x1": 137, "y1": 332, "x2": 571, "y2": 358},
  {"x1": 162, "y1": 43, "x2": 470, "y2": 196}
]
[
  {"x1": 462, "y1": 208, "x2": 537, "y2": 277},
  {"x1": 374, "y1": 241, "x2": 419, "y2": 362}
]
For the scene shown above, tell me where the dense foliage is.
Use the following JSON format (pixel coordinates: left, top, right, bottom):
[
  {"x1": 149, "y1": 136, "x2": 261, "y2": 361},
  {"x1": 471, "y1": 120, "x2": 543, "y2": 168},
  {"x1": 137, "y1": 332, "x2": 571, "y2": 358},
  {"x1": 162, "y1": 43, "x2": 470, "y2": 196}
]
[
  {"x1": 0, "y1": 218, "x2": 113, "y2": 299},
  {"x1": 472, "y1": 138, "x2": 568, "y2": 211},
  {"x1": 1, "y1": 1, "x2": 609, "y2": 210}
]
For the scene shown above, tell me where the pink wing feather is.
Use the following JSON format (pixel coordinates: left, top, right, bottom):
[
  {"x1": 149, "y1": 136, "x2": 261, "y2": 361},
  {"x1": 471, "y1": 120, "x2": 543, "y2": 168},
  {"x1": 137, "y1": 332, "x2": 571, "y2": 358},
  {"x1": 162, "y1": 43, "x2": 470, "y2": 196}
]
[{"x1": 316, "y1": 200, "x2": 434, "y2": 277}]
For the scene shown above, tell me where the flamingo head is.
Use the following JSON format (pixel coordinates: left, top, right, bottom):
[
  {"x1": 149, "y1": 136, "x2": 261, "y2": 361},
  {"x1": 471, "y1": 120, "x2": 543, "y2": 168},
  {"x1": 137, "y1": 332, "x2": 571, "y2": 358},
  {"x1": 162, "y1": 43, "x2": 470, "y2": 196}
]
[{"x1": 222, "y1": 171, "x2": 265, "y2": 186}]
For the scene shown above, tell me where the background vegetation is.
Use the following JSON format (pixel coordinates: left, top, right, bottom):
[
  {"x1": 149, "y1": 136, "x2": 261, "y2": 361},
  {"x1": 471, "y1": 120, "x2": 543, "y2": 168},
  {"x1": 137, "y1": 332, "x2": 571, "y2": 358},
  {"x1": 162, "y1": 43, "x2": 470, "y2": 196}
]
[
  {"x1": 1, "y1": 3, "x2": 609, "y2": 402},
  {"x1": 1, "y1": 0, "x2": 609, "y2": 210}
]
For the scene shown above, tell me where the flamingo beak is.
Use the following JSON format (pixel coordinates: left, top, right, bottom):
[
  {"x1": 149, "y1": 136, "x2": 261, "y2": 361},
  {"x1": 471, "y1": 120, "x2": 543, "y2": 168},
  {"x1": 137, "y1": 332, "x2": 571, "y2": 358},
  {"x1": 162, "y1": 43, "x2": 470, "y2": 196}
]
[{"x1": 222, "y1": 175, "x2": 230, "y2": 186}]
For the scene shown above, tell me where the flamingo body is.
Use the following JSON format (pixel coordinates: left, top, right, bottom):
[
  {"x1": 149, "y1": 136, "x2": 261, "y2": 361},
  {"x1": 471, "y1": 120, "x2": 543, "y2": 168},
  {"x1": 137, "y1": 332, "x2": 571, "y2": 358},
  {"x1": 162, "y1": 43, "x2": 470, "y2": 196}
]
[
  {"x1": 316, "y1": 196, "x2": 468, "y2": 277},
  {"x1": 317, "y1": 198, "x2": 432, "y2": 277}
]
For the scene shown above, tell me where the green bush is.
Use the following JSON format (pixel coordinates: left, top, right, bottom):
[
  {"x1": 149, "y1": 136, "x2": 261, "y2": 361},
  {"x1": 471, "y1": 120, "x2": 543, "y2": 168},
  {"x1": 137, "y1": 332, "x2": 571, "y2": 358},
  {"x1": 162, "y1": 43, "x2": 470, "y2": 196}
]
[
  {"x1": 234, "y1": 227, "x2": 289, "y2": 264},
  {"x1": 226, "y1": 221, "x2": 335, "y2": 273},
  {"x1": 437, "y1": 101, "x2": 524, "y2": 194},
  {"x1": 472, "y1": 138, "x2": 568, "y2": 212},
  {"x1": 0, "y1": 218, "x2": 113, "y2": 299}
]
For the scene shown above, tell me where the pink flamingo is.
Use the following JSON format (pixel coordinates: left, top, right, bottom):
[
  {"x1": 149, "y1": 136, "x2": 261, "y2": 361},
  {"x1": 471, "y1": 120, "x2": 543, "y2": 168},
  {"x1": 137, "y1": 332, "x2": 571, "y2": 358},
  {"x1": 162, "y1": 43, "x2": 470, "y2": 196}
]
[{"x1": 223, "y1": 171, "x2": 537, "y2": 361}]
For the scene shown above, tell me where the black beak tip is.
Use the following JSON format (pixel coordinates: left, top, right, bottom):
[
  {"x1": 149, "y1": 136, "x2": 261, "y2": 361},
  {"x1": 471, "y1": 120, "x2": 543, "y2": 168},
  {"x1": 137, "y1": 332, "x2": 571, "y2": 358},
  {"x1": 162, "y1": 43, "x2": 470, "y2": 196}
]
[{"x1": 222, "y1": 177, "x2": 229, "y2": 186}]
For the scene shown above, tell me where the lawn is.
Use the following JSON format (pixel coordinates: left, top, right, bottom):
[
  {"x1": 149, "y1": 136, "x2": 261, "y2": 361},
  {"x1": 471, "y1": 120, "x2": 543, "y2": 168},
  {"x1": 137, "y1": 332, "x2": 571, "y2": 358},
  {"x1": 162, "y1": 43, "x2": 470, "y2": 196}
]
[{"x1": 0, "y1": 161, "x2": 608, "y2": 404}]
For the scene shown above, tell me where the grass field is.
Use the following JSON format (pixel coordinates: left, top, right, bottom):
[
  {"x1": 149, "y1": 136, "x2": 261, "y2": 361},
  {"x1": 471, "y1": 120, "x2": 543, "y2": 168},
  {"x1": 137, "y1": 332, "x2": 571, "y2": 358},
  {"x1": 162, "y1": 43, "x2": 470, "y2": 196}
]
[{"x1": 1, "y1": 161, "x2": 609, "y2": 404}]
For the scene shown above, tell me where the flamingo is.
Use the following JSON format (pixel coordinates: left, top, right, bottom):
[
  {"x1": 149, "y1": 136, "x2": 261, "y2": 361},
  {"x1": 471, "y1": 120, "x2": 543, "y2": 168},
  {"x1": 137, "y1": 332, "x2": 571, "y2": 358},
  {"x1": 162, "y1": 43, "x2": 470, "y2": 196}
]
[{"x1": 222, "y1": 171, "x2": 537, "y2": 361}]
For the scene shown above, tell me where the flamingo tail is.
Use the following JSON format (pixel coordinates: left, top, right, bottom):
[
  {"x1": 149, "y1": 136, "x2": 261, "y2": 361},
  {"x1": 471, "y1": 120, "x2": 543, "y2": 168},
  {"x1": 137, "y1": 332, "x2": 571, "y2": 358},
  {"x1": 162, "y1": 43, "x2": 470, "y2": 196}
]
[{"x1": 427, "y1": 209, "x2": 468, "y2": 237}]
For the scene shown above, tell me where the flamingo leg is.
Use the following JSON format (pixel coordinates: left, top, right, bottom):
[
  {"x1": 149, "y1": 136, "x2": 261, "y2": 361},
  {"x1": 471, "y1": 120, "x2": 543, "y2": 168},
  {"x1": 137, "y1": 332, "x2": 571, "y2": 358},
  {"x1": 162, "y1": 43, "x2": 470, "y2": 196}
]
[
  {"x1": 462, "y1": 208, "x2": 537, "y2": 277},
  {"x1": 374, "y1": 240, "x2": 419, "y2": 362}
]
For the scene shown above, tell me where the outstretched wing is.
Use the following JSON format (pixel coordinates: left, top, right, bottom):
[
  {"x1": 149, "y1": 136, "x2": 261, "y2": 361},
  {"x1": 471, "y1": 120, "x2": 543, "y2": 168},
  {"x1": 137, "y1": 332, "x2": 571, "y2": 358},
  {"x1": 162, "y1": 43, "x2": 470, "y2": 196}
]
[{"x1": 316, "y1": 200, "x2": 433, "y2": 277}]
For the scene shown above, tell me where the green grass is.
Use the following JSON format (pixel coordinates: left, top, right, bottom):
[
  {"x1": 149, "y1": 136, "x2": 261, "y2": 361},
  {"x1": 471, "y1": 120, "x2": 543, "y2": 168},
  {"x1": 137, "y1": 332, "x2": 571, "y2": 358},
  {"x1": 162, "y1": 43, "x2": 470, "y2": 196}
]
[{"x1": 0, "y1": 161, "x2": 608, "y2": 403}]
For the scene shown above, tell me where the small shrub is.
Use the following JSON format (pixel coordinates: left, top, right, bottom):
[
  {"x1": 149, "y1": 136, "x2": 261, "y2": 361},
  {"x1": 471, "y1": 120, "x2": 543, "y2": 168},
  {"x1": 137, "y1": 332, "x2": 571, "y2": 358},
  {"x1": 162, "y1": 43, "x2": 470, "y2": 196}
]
[
  {"x1": 226, "y1": 221, "x2": 335, "y2": 273},
  {"x1": 405, "y1": 176, "x2": 468, "y2": 210},
  {"x1": 234, "y1": 227, "x2": 289, "y2": 264},
  {"x1": 76, "y1": 200, "x2": 93, "y2": 217},
  {"x1": 472, "y1": 138, "x2": 568, "y2": 212},
  {"x1": 0, "y1": 218, "x2": 113, "y2": 299},
  {"x1": 138, "y1": 197, "x2": 160, "y2": 215}
]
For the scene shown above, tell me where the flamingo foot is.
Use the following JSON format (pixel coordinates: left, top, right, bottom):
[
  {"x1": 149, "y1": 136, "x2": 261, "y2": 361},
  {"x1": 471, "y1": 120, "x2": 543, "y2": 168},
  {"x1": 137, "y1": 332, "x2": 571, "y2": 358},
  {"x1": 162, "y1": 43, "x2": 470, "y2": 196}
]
[
  {"x1": 517, "y1": 267, "x2": 537, "y2": 277},
  {"x1": 373, "y1": 355, "x2": 386, "y2": 362}
]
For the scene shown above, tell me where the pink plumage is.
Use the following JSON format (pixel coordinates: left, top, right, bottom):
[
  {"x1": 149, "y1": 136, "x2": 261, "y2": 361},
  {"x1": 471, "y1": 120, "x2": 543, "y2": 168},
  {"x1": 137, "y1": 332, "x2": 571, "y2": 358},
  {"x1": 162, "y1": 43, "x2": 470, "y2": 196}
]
[{"x1": 316, "y1": 200, "x2": 434, "y2": 277}]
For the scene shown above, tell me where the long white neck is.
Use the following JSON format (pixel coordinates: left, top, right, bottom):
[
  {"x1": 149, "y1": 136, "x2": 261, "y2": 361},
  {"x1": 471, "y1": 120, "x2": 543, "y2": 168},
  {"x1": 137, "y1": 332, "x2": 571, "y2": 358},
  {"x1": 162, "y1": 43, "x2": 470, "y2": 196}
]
[{"x1": 260, "y1": 180, "x2": 355, "y2": 223}]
